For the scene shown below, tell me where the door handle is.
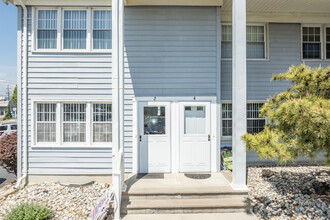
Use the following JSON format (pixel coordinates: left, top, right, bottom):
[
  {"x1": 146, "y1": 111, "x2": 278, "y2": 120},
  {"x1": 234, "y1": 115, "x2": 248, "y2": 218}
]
[
  {"x1": 208, "y1": 134, "x2": 211, "y2": 141},
  {"x1": 139, "y1": 135, "x2": 142, "y2": 142}
]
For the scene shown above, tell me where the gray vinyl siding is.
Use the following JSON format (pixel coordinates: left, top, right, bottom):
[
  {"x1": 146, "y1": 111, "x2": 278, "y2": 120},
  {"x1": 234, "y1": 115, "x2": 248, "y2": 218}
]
[
  {"x1": 123, "y1": 7, "x2": 218, "y2": 171},
  {"x1": 221, "y1": 23, "x2": 330, "y2": 164},
  {"x1": 221, "y1": 23, "x2": 330, "y2": 101},
  {"x1": 22, "y1": 7, "x2": 112, "y2": 175},
  {"x1": 21, "y1": 6, "x2": 218, "y2": 175}
]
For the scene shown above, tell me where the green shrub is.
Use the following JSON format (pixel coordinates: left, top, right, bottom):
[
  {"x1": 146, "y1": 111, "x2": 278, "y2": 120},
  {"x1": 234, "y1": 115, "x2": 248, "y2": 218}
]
[{"x1": 6, "y1": 203, "x2": 52, "y2": 220}]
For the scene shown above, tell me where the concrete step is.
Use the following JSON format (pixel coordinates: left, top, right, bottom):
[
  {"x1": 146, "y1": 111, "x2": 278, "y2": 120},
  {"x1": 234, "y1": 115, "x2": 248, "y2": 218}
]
[
  {"x1": 121, "y1": 213, "x2": 258, "y2": 220},
  {"x1": 121, "y1": 197, "x2": 252, "y2": 215}
]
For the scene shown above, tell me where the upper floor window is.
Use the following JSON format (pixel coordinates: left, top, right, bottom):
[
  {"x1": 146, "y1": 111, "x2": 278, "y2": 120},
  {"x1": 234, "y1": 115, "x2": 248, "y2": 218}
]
[
  {"x1": 221, "y1": 24, "x2": 266, "y2": 59},
  {"x1": 34, "y1": 8, "x2": 111, "y2": 51},
  {"x1": 326, "y1": 27, "x2": 330, "y2": 59},
  {"x1": 93, "y1": 10, "x2": 112, "y2": 50},
  {"x1": 302, "y1": 26, "x2": 321, "y2": 59},
  {"x1": 37, "y1": 10, "x2": 57, "y2": 49},
  {"x1": 63, "y1": 10, "x2": 87, "y2": 49}
]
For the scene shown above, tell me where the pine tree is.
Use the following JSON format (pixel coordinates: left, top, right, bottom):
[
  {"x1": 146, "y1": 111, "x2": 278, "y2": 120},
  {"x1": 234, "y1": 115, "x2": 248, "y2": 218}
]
[{"x1": 242, "y1": 65, "x2": 330, "y2": 166}]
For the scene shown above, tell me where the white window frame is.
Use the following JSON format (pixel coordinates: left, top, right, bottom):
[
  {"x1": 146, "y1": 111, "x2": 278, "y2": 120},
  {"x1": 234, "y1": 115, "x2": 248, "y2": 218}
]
[
  {"x1": 32, "y1": 7, "x2": 112, "y2": 53},
  {"x1": 35, "y1": 8, "x2": 58, "y2": 50},
  {"x1": 91, "y1": 103, "x2": 113, "y2": 146},
  {"x1": 35, "y1": 103, "x2": 58, "y2": 144},
  {"x1": 221, "y1": 23, "x2": 269, "y2": 61},
  {"x1": 325, "y1": 25, "x2": 330, "y2": 60},
  {"x1": 301, "y1": 24, "x2": 323, "y2": 61},
  {"x1": 92, "y1": 9, "x2": 112, "y2": 51},
  {"x1": 220, "y1": 101, "x2": 266, "y2": 140},
  {"x1": 247, "y1": 102, "x2": 266, "y2": 134},
  {"x1": 32, "y1": 100, "x2": 112, "y2": 148},
  {"x1": 221, "y1": 101, "x2": 232, "y2": 140}
]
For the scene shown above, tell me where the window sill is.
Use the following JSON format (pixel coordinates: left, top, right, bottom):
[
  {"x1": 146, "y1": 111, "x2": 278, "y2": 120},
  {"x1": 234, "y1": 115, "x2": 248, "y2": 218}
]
[
  {"x1": 221, "y1": 58, "x2": 270, "y2": 62},
  {"x1": 301, "y1": 59, "x2": 329, "y2": 62},
  {"x1": 31, "y1": 50, "x2": 112, "y2": 54},
  {"x1": 32, "y1": 143, "x2": 113, "y2": 148},
  {"x1": 221, "y1": 136, "x2": 232, "y2": 141}
]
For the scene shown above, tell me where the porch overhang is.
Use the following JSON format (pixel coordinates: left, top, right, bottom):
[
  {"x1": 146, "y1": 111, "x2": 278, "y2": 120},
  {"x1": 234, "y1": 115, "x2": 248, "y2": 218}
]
[
  {"x1": 9, "y1": 0, "x2": 223, "y2": 6},
  {"x1": 222, "y1": 0, "x2": 330, "y2": 23}
]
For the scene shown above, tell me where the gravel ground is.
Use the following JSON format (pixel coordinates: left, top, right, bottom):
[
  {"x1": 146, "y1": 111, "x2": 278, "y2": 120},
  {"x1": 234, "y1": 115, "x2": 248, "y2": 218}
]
[
  {"x1": 0, "y1": 182, "x2": 109, "y2": 220},
  {"x1": 248, "y1": 166, "x2": 330, "y2": 220}
]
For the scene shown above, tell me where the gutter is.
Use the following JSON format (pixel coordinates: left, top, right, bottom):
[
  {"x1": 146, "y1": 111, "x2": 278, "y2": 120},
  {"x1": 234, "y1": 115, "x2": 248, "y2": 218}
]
[{"x1": 14, "y1": 0, "x2": 28, "y2": 189}]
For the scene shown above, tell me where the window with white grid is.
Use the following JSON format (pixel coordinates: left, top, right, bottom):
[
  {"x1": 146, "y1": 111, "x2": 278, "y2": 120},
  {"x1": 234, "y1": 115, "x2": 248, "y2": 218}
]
[
  {"x1": 247, "y1": 25, "x2": 265, "y2": 59},
  {"x1": 93, "y1": 10, "x2": 112, "y2": 50},
  {"x1": 93, "y1": 104, "x2": 112, "y2": 142},
  {"x1": 36, "y1": 103, "x2": 56, "y2": 142},
  {"x1": 247, "y1": 103, "x2": 266, "y2": 134},
  {"x1": 221, "y1": 103, "x2": 232, "y2": 136},
  {"x1": 63, "y1": 103, "x2": 86, "y2": 142},
  {"x1": 37, "y1": 10, "x2": 57, "y2": 49},
  {"x1": 302, "y1": 27, "x2": 322, "y2": 59},
  {"x1": 221, "y1": 24, "x2": 266, "y2": 59},
  {"x1": 63, "y1": 10, "x2": 87, "y2": 49},
  {"x1": 326, "y1": 27, "x2": 330, "y2": 59}
]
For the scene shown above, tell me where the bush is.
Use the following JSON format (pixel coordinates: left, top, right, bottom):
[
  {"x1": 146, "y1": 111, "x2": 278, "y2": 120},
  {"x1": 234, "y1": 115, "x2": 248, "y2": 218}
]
[
  {"x1": 0, "y1": 132, "x2": 17, "y2": 174},
  {"x1": 6, "y1": 203, "x2": 52, "y2": 220},
  {"x1": 3, "y1": 104, "x2": 12, "y2": 121}
]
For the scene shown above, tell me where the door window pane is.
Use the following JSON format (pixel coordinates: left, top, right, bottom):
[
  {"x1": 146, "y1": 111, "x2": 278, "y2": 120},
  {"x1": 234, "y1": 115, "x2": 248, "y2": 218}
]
[
  {"x1": 144, "y1": 106, "x2": 165, "y2": 135},
  {"x1": 184, "y1": 106, "x2": 206, "y2": 134}
]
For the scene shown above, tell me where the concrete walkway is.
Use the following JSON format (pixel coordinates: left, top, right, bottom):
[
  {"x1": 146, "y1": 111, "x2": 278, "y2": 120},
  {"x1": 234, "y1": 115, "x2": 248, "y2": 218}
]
[{"x1": 122, "y1": 213, "x2": 258, "y2": 220}]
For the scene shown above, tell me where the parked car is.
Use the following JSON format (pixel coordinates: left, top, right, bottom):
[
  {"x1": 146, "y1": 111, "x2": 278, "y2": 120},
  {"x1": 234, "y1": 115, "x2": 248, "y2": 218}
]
[{"x1": 0, "y1": 124, "x2": 17, "y2": 138}]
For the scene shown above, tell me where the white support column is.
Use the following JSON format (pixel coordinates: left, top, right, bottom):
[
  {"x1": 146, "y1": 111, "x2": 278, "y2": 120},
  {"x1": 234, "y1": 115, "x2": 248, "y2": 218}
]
[
  {"x1": 231, "y1": 0, "x2": 248, "y2": 191},
  {"x1": 112, "y1": 0, "x2": 125, "y2": 219}
]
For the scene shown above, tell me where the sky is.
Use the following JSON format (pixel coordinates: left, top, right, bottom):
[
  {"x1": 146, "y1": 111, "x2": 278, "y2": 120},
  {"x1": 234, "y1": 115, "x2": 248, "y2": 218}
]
[{"x1": 0, "y1": 3, "x2": 17, "y2": 100}]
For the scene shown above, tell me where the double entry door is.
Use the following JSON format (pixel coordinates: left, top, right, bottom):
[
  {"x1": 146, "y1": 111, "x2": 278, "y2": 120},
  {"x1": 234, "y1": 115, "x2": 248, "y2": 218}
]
[{"x1": 138, "y1": 101, "x2": 211, "y2": 173}]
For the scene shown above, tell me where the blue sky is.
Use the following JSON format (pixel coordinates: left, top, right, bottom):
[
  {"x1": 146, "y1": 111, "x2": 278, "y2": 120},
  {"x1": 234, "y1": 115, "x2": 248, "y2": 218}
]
[{"x1": 0, "y1": 3, "x2": 17, "y2": 99}]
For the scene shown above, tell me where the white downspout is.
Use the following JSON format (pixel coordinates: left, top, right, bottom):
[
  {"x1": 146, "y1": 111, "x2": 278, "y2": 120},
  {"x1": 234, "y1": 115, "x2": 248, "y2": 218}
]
[{"x1": 15, "y1": 0, "x2": 28, "y2": 189}]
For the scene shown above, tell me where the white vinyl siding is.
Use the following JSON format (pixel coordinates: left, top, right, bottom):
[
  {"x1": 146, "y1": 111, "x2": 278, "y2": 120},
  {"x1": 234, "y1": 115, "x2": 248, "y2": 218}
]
[
  {"x1": 247, "y1": 103, "x2": 266, "y2": 134},
  {"x1": 221, "y1": 24, "x2": 266, "y2": 59},
  {"x1": 63, "y1": 103, "x2": 86, "y2": 142},
  {"x1": 93, "y1": 10, "x2": 112, "y2": 50},
  {"x1": 37, "y1": 10, "x2": 57, "y2": 49},
  {"x1": 36, "y1": 103, "x2": 56, "y2": 142},
  {"x1": 93, "y1": 104, "x2": 112, "y2": 142},
  {"x1": 302, "y1": 26, "x2": 321, "y2": 59},
  {"x1": 63, "y1": 10, "x2": 87, "y2": 49}
]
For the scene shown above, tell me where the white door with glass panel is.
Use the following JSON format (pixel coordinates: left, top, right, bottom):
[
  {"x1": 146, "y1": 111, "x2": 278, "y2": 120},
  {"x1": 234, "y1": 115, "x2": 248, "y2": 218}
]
[
  {"x1": 180, "y1": 103, "x2": 211, "y2": 172},
  {"x1": 139, "y1": 102, "x2": 171, "y2": 173}
]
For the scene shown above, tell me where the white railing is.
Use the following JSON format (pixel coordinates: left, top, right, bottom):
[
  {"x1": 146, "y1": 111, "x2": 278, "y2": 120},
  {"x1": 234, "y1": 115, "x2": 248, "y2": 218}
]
[{"x1": 113, "y1": 148, "x2": 126, "y2": 220}]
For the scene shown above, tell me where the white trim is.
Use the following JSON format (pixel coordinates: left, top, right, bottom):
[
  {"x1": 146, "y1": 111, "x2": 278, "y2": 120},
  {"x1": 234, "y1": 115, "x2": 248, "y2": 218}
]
[
  {"x1": 216, "y1": 6, "x2": 221, "y2": 172},
  {"x1": 221, "y1": 22, "x2": 269, "y2": 60},
  {"x1": 32, "y1": 6, "x2": 112, "y2": 53},
  {"x1": 301, "y1": 24, "x2": 324, "y2": 61}
]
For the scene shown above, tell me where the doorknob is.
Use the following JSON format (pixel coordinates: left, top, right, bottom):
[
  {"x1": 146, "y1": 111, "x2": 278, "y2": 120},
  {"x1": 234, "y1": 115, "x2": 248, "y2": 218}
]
[
  {"x1": 208, "y1": 134, "x2": 211, "y2": 141},
  {"x1": 139, "y1": 135, "x2": 142, "y2": 142}
]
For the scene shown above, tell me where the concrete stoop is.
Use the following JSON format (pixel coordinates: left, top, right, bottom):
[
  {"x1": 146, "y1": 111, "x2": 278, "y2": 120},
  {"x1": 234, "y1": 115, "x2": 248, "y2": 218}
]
[
  {"x1": 120, "y1": 189, "x2": 252, "y2": 216},
  {"x1": 121, "y1": 213, "x2": 258, "y2": 220}
]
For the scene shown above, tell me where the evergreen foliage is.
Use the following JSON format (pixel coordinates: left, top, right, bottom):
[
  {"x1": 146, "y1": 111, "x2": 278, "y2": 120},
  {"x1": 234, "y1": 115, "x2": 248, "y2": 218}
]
[
  {"x1": 6, "y1": 203, "x2": 52, "y2": 220},
  {"x1": 3, "y1": 104, "x2": 12, "y2": 120},
  {"x1": 242, "y1": 65, "x2": 330, "y2": 165}
]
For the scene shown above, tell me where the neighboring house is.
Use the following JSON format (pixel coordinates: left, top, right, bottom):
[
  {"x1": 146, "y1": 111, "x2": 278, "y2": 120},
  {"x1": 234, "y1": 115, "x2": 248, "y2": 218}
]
[
  {"x1": 4, "y1": 0, "x2": 330, "y2": 213},
  {"x1": 0, "y1": 101, "x2": 9, "y2": 117}
]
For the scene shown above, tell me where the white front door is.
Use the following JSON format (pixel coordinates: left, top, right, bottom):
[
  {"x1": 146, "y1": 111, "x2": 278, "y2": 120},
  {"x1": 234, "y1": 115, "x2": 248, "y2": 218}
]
[
  {"x1": 139, "y1": 102, "x2": 171, "y2": 173},
  {"x1": 179, "y1": 102, "x2": 211, "y2": 172}
]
